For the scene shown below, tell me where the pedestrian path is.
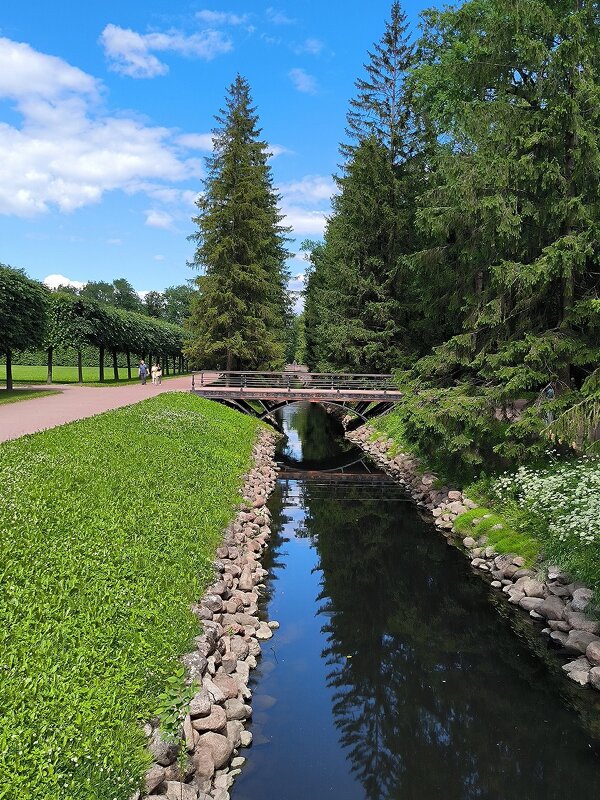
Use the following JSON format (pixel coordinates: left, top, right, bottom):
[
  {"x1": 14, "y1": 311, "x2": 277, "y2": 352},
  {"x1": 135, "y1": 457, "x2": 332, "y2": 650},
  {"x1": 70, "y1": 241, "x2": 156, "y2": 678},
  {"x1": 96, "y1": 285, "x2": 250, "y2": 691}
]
[{"x1": 0, "y1": 376, "x2": 198, "y2": 443}]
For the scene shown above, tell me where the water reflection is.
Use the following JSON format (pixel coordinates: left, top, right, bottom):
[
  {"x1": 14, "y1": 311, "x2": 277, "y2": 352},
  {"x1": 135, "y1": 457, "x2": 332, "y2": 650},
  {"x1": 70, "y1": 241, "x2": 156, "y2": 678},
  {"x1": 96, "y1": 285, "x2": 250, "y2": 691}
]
[{"x1": 233, "y1": 403, "x2": 600, "y2": 800}]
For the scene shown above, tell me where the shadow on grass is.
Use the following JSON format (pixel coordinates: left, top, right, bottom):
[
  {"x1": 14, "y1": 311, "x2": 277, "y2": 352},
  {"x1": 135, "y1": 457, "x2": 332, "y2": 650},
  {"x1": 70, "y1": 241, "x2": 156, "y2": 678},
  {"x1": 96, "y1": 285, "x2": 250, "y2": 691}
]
[{"x1": 0, "y1": 389, "x2": 61, "y2": 405}]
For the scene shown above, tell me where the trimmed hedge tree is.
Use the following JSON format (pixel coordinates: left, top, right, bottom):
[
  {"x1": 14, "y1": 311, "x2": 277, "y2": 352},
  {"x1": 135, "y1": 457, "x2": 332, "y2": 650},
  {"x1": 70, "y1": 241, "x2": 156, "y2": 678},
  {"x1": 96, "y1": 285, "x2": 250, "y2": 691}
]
[{"x1": 0, "y1": 265, "x2": 48, "y2": 390}]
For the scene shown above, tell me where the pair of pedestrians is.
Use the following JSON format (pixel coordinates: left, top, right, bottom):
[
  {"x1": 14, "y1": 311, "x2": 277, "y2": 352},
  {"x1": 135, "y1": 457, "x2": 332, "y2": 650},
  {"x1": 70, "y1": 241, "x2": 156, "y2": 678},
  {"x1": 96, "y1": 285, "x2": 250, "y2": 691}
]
[{"x1": 138, "y1": 360, "x2": 162, "y2": 385}]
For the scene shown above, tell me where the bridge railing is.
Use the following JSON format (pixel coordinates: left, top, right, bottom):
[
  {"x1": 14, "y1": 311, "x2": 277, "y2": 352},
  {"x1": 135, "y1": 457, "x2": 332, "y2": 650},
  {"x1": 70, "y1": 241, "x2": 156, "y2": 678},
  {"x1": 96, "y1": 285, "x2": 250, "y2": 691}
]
[{"x1": 192, "y1": 370, "x2": 399, "y2": 392}]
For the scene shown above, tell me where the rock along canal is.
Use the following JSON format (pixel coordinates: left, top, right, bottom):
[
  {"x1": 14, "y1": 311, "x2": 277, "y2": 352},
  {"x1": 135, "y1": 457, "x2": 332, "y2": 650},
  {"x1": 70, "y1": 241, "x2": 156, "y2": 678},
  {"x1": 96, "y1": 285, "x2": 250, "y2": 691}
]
[{"x1": 232, "y1": 402, "x2": 600, "y2": 800}]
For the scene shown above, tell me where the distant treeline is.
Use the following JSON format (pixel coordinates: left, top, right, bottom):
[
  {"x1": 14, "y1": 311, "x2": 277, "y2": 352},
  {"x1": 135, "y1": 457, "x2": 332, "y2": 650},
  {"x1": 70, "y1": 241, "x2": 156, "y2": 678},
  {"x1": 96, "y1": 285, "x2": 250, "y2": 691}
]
[{"x1": 0, "y1": 265, "x2": 190, "y2": 389}]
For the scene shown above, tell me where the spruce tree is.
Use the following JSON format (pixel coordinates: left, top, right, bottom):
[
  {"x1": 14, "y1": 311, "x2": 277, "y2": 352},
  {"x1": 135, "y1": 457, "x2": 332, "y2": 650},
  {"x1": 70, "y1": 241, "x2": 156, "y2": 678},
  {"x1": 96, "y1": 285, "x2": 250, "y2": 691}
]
[
  {"x1": 306, "y1": 1, "x2": 424, "y2": 371},
  {"x1": 414, "y1": 0, "x2": 600, "y2": 391},
  {"x1": 187, "y1": 75, "x2": 290, "y2": 370}
]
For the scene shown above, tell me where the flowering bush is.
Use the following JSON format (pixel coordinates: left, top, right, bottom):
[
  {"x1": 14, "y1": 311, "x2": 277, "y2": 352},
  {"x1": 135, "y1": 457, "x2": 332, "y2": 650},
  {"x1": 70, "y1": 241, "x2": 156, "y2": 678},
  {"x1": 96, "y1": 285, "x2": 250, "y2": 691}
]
[{"x1": 491, "y1": 457, "x2": 600, "y2": 546}]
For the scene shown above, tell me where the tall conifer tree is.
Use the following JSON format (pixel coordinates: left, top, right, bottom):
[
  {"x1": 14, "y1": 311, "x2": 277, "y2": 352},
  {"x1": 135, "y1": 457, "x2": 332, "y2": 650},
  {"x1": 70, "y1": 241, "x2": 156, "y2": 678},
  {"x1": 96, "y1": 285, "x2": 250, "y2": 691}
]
[
  {"x1": 187, "y1": 75, "x2": 290, "y2": 370},
  {"x1": 305, "y1": 2, "x2": 424, "y2": 371}
]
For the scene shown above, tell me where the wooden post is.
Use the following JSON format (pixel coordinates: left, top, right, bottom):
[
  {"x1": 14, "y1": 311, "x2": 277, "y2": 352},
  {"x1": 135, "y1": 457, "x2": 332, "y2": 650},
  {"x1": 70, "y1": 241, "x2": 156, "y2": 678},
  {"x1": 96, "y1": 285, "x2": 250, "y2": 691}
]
[{"x1": 47, "y1": 346, "x2": 53, "y2": 384}]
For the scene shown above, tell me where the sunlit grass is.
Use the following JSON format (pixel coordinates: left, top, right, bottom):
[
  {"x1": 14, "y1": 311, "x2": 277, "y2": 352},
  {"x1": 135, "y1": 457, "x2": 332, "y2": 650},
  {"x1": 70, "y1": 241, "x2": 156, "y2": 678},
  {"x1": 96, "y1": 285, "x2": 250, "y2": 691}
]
[{"x1": 0, "y1": 393, "x2": 262, "y2": 800}]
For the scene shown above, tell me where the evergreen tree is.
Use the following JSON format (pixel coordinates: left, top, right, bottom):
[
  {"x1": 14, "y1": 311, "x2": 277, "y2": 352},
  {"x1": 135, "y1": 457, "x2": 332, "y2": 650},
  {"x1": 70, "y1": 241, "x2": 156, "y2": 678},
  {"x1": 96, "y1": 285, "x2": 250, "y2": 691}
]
[
  {"x1": 187, "y1": 75, "x2": 290, "y2": 370},
  {"x1": 305, "y1": 2, "x2": 424, "y2": 371},
  {"x1": 345, "y1": 0, "x2": 415, "y2": 166},
  {"x1": 414, "y1": 0, "x2": 600, "y2": 392}
]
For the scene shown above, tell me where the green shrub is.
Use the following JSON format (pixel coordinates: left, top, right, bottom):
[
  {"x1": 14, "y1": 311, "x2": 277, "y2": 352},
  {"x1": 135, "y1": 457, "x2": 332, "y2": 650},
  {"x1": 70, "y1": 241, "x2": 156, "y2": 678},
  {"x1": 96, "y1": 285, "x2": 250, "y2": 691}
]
[{"x1": 0, "y1": 393, "x2": 261, "y2": 799}]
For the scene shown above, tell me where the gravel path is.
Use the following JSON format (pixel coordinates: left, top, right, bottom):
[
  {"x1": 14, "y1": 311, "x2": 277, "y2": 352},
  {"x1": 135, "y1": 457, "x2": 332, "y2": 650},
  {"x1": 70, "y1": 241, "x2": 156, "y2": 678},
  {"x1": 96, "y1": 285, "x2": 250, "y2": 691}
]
[{"x1": 0, "y1": 376, "x2": 200, "y2": 443}]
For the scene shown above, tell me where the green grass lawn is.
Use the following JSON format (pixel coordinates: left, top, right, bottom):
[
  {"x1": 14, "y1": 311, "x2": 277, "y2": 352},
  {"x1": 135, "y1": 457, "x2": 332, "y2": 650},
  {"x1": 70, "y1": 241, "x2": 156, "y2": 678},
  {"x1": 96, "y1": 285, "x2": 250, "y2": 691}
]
[
  {"x1": 0, "y1": 388, "x2": 60, "y2": 405},
  {"x1": 0, "y1": 393, "x2": 262, "y2": 800},
  {"x1": 0, "y1": 365, "x2": 190, "y2": 386}
]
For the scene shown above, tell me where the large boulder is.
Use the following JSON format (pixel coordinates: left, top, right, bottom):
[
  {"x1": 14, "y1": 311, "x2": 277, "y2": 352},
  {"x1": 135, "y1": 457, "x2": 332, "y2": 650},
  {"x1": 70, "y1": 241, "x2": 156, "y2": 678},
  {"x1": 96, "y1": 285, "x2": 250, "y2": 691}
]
[
  {"x1": 197, "y1": 732, "x2": 234, "y2": 769},
  {"x1": 191, "y1": 704, "x2": 227, "y2": 733},
  {"x1": 189, "y1": 690, "x2": 211, "y2": 718},
  {"x1": 191, "y1": 746, "x2": 216, "y2": 780},
  {"x1": 571, "y1": 588, "x2": 594, "y2": 613},
  {"x1": 586, "y1": 640, "x2": 600, "y2": 667},
  {"x1": 149, "y1": 730, "x2": 179, "y2": 767},
  {"x1": 165, "y1": 781, "x2": 198, "y2": 800},
  {"x1": 522, "y1": 579, "x2": 545, "y2": 598},
  {"x1": 564, "y1": 611, "x2": 600, "y2": 634},
  {"x1": 144, "y1": 765, "x2": 166, "y2": 794},
  {"x1": 565, "y1": 629, "x2": 600, "y2": 655},
  {"x1": 212, "y1": 672, "x2": 240, "y2": 700},
  {"x1": 590, "y1": 667, "x2": 600, "y2": 691},
  {"x1": 519, "y1": 596, "x2": 544, "y2": 612},
  {"x1": 537, "y1": 596, "x2": 565, "y2": 620}
]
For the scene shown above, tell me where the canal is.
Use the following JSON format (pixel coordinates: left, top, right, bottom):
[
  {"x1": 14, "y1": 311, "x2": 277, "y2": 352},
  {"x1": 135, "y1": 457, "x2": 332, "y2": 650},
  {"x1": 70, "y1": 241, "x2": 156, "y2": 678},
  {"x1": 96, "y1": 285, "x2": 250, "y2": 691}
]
[{"x1": 233, "y1": 402, "x2": 600, "y2": 800}]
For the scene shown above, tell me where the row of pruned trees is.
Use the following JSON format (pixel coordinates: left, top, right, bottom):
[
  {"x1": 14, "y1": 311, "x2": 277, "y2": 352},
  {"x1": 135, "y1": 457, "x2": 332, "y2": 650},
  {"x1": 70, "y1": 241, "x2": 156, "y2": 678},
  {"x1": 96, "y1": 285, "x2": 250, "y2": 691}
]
[{"x1": 0, "y1": 265, "x2": 188, "y2": 390}]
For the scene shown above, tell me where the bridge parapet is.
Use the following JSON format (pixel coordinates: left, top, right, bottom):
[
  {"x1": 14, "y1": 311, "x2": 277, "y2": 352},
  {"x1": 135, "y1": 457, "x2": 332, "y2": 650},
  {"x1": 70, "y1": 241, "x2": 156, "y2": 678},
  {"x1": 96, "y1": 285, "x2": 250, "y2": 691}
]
[{"x1": 191, "y1": 370, "x2": 403, "y2": 429}]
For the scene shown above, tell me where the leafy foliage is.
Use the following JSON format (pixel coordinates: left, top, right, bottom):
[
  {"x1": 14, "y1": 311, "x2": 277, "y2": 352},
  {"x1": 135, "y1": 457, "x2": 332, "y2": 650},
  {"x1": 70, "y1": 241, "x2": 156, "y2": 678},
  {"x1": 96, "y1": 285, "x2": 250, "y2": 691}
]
[
  {"x1": 0, "y1": 393, "x2": 261, "y2": 800},
  {"x1": 0, "y1": 264, "x2": 48, "y2": 389}
]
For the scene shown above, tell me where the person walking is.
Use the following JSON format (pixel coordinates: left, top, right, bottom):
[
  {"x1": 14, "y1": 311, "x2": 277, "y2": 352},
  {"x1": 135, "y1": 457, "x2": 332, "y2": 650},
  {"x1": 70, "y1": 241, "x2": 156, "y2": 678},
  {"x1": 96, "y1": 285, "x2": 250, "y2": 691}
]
[
  {"x1": 155, "y1": 362, "x2": 162, "y2": 385},
  {"x1": 151, "y1": 362, "x2": 159, "y2": 385},
  {"x1": 138, "y1": 359, "x2": 149, "y2": 385}
]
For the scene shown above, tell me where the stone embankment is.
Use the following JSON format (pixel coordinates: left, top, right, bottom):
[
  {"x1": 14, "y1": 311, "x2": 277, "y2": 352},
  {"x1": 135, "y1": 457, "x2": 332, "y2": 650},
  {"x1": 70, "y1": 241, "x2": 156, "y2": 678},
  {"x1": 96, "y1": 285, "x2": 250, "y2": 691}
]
[
  {"x1": 137, "y1": 429, "x2": 280, "y2": 800},
  {"x1": 347, "y1": 425, "x2": 600, "y2": 692}
]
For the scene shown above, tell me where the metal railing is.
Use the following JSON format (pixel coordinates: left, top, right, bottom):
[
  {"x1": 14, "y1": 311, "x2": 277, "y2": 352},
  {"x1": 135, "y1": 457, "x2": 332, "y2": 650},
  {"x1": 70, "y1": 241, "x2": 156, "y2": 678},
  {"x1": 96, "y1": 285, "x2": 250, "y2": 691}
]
[{"x1": 192, "y1": 370, "x2": 398, "y2": 393}]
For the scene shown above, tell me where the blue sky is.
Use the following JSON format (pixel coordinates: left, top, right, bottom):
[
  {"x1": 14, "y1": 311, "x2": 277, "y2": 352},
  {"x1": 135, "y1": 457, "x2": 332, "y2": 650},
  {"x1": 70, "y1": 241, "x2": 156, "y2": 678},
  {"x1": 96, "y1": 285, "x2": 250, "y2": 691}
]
[{"x1": 0, "y1": 0, "x2": 438, "y2": 298}]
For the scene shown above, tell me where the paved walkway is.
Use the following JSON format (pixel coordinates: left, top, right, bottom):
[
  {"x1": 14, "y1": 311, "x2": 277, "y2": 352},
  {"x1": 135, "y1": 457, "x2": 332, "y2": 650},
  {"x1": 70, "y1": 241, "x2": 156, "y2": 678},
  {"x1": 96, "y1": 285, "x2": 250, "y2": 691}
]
[{"x1": 0, "y1": 376, "x2": 197, "y2": 443}]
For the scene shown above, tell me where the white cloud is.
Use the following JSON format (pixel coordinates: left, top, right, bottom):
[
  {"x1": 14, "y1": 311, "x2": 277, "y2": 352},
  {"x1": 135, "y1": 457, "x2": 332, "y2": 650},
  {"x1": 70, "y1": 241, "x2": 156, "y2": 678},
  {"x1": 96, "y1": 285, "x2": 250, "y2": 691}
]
[
  {"x1": 107, "y1": 238, "x2": 122, "y2": 245},
  {"x1": 282, "y1": 207, "x2": 327, "y2": 235},
  {"x1": 280, "y1": 175, "x2": 336, "y2": 203},
  {"x1": 267, "y1": 8, "x2": 296, "y2": 25},
  {"x1": 154, "y1": 254, "x2": 165, "y2": 261},
  {"x1": 288, "y1": 67, "x2": 317, "y2": 94},
  {"x1": 195, "y1": 10, "x2": 249, "y2": 26},
  {"x1": 268, "y1": 143, "x2": 292, "y2": 159},
  {"x1": 176, "y1": 132, "x2": 214, "y2": 150},
  {"x1": 145, "y1": 209, "x2": 175, "y2": 230},
  {"x1": 0, "y1": 38, "x2": 99, "y2": 100},
  {"x1": 44, "y1": 273, "x2": 86, "y2": 290},
  {"x1": 100, "y1": 23, "x2": 232, "y2": 78},
  {"x1": 292, "y1": 38, "x2": 324, "y2": 56},
  {"x1": 0, "y1": 37, "x2": 203, "y2": 217}
]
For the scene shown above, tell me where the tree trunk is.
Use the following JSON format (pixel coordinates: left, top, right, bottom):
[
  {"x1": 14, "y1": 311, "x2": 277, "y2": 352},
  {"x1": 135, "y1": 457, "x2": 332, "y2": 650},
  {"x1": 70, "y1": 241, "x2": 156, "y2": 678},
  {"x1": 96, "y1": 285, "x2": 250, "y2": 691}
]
[
  {"x1": 47, "y1": 346, "x2": 53, "y2": 384},
  {"x1": 127, "y1": 351, "x2": 132, "y2": 380},
  {"x1": 226, "y1": 349, "x2": 233, "y2": 371},
  {"x1": 99, "y1": 345, "x2": 105, "y2": 383},
  {"x1": 173, "y1": 355, "x2": 176, "y2": 374},
  {"x1": 77, "y1": 351, "x2": 83, "y2": 384},
  {"x1": 112, "y1": 349, "x2": 119, "y2": 381},
  {"x1": 164, "y1": 355, "x2": 169, "y2": 376},
  {"x1": 6, "y1": 349, "x2": 13, "y2": 391}
]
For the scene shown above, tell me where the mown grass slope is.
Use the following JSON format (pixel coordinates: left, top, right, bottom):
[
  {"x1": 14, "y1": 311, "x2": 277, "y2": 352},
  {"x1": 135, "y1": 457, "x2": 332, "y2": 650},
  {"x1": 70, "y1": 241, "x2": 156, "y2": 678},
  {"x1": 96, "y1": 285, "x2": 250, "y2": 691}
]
[{"x1": 0, "y1": 393, "x2": 261, "y2": 800}]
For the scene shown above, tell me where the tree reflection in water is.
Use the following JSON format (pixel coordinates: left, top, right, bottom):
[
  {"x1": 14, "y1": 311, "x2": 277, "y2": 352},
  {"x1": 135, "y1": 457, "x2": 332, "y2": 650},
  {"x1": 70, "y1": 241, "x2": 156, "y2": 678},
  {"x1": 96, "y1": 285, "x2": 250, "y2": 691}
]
[{"x1": 301, "y1": 486, "x2": 600, "y2": 800}]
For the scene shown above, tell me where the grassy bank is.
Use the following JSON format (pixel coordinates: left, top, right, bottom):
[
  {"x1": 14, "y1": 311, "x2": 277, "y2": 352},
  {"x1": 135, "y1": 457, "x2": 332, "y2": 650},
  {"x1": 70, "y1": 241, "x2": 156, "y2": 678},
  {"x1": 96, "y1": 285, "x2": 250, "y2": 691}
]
[
  {"x1": 0, "y1": 365, "x2": 190, "y2": 386},
  {"x1": 0, "y1": 394, "x2": 261, "y2": 800},
  {"x1": 371, "y1": 411, "x2": 600, "y2": 591},
  {"x1": 0, "y1": 388, "x2": 59, "y2": 405}
]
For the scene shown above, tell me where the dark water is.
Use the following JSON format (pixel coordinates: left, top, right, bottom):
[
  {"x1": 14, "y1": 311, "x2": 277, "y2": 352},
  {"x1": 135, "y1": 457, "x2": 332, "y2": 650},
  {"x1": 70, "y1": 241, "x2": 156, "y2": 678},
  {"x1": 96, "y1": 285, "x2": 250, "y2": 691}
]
[{"x1": 233, "y1": 403, "x2": 600, "y2": 800}]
